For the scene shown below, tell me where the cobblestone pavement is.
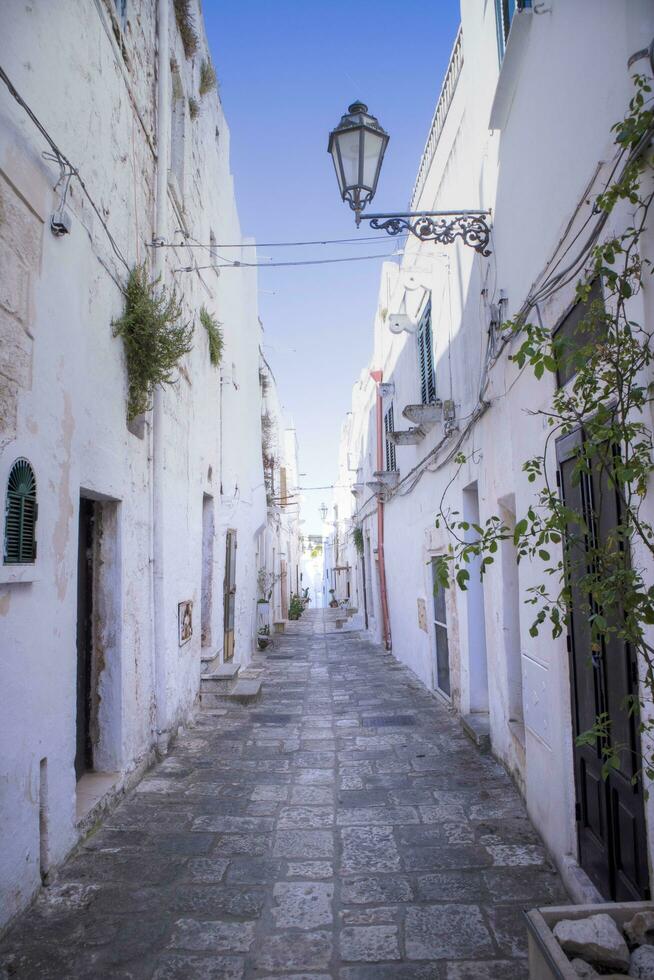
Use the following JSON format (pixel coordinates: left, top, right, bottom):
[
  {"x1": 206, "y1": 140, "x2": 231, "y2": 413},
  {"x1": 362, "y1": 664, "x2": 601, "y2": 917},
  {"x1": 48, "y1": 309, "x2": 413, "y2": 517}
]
[{"x1": 1, "y1": 611, "x2": 567, "y2": 979}]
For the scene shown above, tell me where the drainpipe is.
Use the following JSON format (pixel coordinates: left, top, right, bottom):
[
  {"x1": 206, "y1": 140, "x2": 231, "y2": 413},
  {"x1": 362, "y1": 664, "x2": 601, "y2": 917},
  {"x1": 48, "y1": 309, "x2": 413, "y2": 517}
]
[
  {"x1": 370, "y1": 369, "x2": 392, "y2": 650},
  {"x1": 152, "y1": 0, "x2": 170, "y2": 750}
]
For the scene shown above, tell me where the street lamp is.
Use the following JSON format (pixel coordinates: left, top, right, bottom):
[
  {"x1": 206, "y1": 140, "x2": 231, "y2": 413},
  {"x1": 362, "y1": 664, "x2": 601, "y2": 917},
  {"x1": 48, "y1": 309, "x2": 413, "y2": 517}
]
[
  {"x1": 319, "y1": 502, "x2": 328, "y2": 522},
  {"x1": 328, "y1": 102, "x2": 492, "y2": 255}
]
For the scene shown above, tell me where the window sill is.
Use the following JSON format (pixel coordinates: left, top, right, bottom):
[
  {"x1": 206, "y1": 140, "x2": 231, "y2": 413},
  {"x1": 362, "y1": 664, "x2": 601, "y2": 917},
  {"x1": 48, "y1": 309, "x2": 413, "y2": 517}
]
[
  {"x1": 489, "y1": 8, "x2": 533, "y2": 131},
  {"x1": 0, "y1": 564, "x2": 40, "y2": 585}
]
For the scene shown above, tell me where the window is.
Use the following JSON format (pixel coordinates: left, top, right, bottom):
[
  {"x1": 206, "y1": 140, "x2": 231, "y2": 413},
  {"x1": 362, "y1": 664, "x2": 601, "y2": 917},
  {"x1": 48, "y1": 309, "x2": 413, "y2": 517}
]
[
  {"x1": 495, "y1": 0, "x2": 531, "y2": 62},
  {"x1": 4, "y1": 459, "x2": 37, "y2": 564},
  {"x1": 431, "y1": 559, "x2": 451, "y2": 696},
  {"x1": 553, "y1": 279, "x2": 606, "y2": 388},
  {"x1": 384, "y1": 404, "x2": 396, "y2": 472},
  {"x1": 417, "y1": 302, "x2": 436, "y2": 406}
]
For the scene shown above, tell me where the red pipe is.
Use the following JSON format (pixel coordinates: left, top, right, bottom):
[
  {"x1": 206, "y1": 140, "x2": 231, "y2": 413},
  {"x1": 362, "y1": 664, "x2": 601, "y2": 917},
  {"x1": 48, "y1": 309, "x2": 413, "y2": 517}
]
[{"x1": 370, "y1": 369, "x2": 392, "y2": 650}]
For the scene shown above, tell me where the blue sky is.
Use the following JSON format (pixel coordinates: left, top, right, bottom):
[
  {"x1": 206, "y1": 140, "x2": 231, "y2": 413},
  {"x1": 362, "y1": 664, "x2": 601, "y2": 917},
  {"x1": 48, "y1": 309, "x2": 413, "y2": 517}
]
[{"x1": 203, "y1": 0, "x2": 461, "y2": 533}]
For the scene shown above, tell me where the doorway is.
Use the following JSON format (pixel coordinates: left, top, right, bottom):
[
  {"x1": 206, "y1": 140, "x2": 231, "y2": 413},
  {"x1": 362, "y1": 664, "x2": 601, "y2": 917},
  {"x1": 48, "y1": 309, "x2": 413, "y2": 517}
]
[
  {"x1": 76, "y1": 498, "x2": 95, "y2": 780},
  {"x1": 223, "y1": 530, "x2": 237, "y2": 662},
  {"x1": 558, "y1": 429, "x2": 649, "y2": 900},
  {"x1": 201, "y1": 494, "x2": 214, "y2": 650},
  {"x1": 430, "y1": 558, "x2": 451, "y2": 697}
]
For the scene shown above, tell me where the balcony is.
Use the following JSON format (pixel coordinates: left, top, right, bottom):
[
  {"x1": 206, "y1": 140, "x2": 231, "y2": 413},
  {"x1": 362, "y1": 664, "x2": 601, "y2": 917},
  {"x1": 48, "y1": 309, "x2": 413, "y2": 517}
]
[
  {"x1": 388, "y1": 427, "x2": 425, "y2": 446},
  {"x1": 402, "y1": 402, "x2": 442, "y2": 430},
  {"x1": 410, "y1": 26, "x2": 464, "y2": 210},
  {"x1": 366, "y1": 470, "x2": 400, "y2": 496}
]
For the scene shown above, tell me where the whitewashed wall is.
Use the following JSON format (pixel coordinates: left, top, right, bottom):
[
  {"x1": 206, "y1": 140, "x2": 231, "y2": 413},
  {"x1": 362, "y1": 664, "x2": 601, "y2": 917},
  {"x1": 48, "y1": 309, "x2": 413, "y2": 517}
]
[
  {"x1": 334, "y1": 0, "x2": 654, "y2": 899},
  {"x1": 0, "y1": 0, "x2": 267, "y2": 927}
]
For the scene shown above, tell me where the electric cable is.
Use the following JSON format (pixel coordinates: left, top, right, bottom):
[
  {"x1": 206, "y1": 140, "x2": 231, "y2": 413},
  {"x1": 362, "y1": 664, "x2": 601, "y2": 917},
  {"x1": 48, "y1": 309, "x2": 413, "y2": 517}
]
[
  {"x1": 173, "y1": 252, "x2": 400, "y2": 272},
  {"x1": 149, "y1": 234, "x2": 404, "y2": 249}
]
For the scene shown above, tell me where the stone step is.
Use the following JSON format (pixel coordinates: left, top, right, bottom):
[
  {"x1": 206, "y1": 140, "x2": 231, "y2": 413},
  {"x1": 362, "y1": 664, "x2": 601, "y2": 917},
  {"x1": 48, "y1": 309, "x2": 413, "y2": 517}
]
[
  {"x1": 461, "y1": 712, "x2": 491, "y2": 753},
  {"x1": 200, "y1": 662, "x2": 240, "y2": 694},
  {"x1": 199, "y1": 678, "x2": 262, "y2": 707}
]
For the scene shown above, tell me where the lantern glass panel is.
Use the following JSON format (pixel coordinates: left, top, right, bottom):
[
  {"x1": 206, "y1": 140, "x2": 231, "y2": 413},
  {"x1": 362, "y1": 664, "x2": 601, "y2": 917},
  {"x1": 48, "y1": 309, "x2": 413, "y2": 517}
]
[
  {"x1": 336, "y1": 128, "x2": 362, "y2": 190},
  {"x1": 362, "y1": 130, "x2": 385, "y2": 190}
]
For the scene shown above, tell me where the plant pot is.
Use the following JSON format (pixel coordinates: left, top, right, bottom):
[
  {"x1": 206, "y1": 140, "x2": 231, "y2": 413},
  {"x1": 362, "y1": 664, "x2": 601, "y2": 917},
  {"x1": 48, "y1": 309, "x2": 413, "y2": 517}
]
[
  {"x1": 257, "y1": 636, "x2": 269, "y2": 650},
  {"x1": 526, "y1": 901, "x2": 654, "y2": 979}
]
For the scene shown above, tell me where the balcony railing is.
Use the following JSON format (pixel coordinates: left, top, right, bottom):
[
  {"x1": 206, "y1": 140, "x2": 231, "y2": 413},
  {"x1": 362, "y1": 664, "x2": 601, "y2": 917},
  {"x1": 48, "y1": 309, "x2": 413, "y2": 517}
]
[{"x1": 410, "y1": 25, "x2": 464, "y2": 210}]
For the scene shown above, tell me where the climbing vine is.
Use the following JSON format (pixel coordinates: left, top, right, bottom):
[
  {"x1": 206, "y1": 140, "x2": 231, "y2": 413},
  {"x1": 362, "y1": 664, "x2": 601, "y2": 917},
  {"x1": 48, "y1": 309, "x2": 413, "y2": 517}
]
[
  {"x1": 434, "y1": 74, "x2": 654, "y2": 780},
  {"x1": 352, "y1": 526, "x2": 364, "y2": 556},
  {"x1": 112, "y1": 264, "x2": 193, "y2": 420}
]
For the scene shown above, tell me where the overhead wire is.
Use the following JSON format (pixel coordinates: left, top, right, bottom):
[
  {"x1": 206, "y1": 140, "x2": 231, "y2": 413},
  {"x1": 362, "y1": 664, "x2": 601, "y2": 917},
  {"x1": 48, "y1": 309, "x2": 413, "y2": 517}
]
[
  {"x1": 173, "y1": 252, "x2": 400, "y2": 272},
  {"x1": 149, "y1": 234, "x2": 405, "y2": 249}
]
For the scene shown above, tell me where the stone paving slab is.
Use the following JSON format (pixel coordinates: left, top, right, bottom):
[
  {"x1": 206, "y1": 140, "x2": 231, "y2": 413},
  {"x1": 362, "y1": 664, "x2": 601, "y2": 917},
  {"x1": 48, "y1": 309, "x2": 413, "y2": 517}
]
[{"x1": 0, "y1": 609, "x2": 568, "y2": 978}]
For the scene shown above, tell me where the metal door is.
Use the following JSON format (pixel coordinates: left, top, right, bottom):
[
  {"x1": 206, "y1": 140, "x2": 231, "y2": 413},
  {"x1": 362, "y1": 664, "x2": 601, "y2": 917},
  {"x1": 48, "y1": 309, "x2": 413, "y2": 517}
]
[
  {"x1": 558, "y1": 429, "x2": 649, "y2": 900},
  {"x1": 223, "y1": 530, "x2": 237, "y2": 662},
  {"x1": 75, "y1": 499, "x2": 94, "y2": 779}
]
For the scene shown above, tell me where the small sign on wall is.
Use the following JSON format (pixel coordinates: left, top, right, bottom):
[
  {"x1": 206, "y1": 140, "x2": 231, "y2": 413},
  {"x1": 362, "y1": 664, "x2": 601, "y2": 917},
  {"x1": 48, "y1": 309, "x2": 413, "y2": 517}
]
[
  {"x1": 178, "y1": 600, "x2": 193, "y2": 646},
  {"x1": 417, "y1": 597, "x2": 428, "y2": 633}
]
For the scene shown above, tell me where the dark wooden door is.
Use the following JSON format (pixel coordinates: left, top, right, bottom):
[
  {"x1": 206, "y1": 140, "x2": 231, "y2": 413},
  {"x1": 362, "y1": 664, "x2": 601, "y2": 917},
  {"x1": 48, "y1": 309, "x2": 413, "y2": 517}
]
[
  {"x1": 75, "y1": 499, "x2": 94, "y2": 780},
  {"x1": 558, "y1": 429, "x2": 649, "y2": 901},
  {"x1": 223, "y1": 530, "x2": 237, "y2": 662}
]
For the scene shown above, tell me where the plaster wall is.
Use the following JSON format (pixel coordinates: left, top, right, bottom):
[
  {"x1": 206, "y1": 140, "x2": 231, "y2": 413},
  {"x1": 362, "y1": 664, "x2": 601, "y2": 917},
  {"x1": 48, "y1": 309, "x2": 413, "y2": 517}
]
[
  {"x1": 0, "y1": 0, "x2": 268, "y2": 927},
  {"x1": 331, "y1": 0, "x2": 654, "y2": 893}
]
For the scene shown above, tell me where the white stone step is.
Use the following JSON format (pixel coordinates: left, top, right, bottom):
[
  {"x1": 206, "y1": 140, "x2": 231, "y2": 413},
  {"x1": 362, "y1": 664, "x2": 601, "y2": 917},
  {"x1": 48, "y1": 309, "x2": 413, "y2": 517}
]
[{"x1": 199, "y1": 678, "x2": 262, "y2": 707}]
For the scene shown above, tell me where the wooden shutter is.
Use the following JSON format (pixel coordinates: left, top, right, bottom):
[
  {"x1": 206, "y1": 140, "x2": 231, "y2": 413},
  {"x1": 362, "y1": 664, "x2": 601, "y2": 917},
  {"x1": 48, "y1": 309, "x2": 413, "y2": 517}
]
[
  {"x1": 384, "y1": 405, "x2": 396, "y2": 472},
  {"x1": 4, "y1": 459, "x2": 37, "y2": 564},
  {"x1": 417, "y1": 303, "x2": 436, "y2": 405}
]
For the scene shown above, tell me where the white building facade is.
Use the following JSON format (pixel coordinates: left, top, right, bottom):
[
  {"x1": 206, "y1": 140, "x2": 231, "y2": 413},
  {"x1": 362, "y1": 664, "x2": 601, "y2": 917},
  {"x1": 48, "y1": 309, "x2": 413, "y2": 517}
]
[
  {"x1": 0, "y1": 0, "x2": 281, "y2": 928},
  {"x1": 257, "y1": 354, "x2": 302, "y2": 629},
  {"x1": 330, "y1": 0, "x2": 654, "y2": 905}
]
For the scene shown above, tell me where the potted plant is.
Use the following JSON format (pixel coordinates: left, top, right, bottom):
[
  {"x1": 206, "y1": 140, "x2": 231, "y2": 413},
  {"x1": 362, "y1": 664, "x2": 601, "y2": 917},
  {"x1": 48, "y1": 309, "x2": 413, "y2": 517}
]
[
  {"x1": 257, "y1": 624, "x2": 270, "y2": 650},
  {"x1": 329, "y1": 588, "x2": 338, "y2": 609},
  {"x1": 288, "y1": 593, "x2": 304, "y2": 621}
]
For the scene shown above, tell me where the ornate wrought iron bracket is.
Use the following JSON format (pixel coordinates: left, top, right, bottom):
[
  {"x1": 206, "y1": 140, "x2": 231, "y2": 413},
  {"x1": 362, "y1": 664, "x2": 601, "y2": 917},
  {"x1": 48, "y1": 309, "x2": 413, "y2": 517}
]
[{"x1": 358, "y1": 209, "x2": 492, "y2": 256}]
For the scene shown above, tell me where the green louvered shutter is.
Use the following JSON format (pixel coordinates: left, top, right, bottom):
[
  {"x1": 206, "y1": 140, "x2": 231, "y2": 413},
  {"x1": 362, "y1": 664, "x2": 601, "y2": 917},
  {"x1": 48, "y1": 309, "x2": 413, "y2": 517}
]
[
  {"x1": 4, "y1": 459, "x2": 37, "y2": 564},
  {"x1": 384, "y1": 404, "x2": 396, "y2": 472},
  {"x1": 417, "y1": 303, "x2": 436, "y2": 405}
]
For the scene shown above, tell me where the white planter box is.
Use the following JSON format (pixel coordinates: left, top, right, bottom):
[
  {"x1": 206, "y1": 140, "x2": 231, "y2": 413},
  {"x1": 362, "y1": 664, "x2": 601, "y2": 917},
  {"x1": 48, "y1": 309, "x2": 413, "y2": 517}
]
[{"x1": 526, "y1": 901, "x2": 653, "y2": 979}]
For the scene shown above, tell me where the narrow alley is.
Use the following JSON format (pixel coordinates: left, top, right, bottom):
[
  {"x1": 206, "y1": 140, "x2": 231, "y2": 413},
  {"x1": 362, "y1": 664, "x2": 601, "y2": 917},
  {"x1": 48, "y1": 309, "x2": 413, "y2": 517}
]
[{"x1": 0, "y1": 610, "x2": 565, "y2": 979}]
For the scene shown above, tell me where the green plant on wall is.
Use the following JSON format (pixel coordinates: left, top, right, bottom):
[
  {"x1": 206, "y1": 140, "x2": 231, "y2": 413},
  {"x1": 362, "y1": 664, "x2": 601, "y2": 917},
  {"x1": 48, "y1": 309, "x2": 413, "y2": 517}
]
[
  {"x1": 173, "y1": 0, "x2": 198, "y2": 58},
  {"x1": 112, "y1": 264, "x2": 193, "y2": 420},
  {"x1": 352, "y1": 526, "x2": 364, "y2": 556},
  {"x1": 188, "y1": 96, "x2": 199, "y2": 121},
  {"x1": 200, "y1": 305, "x2": 223, "y2": 366},
  {"x1": 434, "y1": 74, "x2": 654, "y2": 783},
  {"x1": 199, "y1": 59, "x2": 217, "y2": 97}
]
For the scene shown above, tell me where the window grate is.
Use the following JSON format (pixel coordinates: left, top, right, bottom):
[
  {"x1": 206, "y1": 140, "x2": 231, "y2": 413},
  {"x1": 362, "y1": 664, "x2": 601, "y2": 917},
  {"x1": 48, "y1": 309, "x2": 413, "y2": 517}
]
[
  {"x1": 417, "y1": 302, "x2": 436, "y2": 406},
  {"x1": 4, "y1": 459, "x2": 38, "y2": 564}
]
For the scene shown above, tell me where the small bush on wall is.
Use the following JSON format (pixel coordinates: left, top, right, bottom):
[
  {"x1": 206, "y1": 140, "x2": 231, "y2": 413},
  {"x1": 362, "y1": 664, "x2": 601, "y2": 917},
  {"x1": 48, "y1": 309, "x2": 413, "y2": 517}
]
[
  {"x1": 199, "y1": 59, "x2": 217, "y2": 97},
  {"x1": 113, "y1": 264, "x2": 193, "y2": 420},
  {"x1": 188, "y1": 96, "x2": 199, "y2": 120},
  {"x1": 174, "y1": 0, "x2": 198, "y2": 58},
  {"x1": 200, "y1": 305, "x2": 223, "y2": 366}
]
